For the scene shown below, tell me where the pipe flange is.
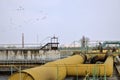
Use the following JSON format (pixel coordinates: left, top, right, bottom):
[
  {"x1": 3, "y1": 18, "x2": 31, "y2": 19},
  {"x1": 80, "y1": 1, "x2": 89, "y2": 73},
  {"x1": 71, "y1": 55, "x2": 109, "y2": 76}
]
[{"x1": 80, "y1": 53, "x2": 87, "y2": 63}]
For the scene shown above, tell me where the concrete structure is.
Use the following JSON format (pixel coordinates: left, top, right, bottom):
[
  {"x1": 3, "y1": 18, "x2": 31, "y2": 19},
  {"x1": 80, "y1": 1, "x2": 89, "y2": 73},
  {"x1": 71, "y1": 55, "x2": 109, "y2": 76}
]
[{"x1": 0, "y1": 49, "x2": 60, "y2": 61}]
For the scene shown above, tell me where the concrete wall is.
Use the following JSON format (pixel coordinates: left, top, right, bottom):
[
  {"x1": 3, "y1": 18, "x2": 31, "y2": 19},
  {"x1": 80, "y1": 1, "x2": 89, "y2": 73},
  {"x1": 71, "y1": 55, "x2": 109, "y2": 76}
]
[{"x1": 0, "y1": 50, "x2": 60, "y2": 61}]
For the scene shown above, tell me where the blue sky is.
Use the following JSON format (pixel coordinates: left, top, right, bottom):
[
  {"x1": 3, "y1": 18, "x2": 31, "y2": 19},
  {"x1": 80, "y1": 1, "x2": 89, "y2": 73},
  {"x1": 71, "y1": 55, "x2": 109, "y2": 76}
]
[{"x1": 0, "y1": 0, "x2": 120, "y2": 44}]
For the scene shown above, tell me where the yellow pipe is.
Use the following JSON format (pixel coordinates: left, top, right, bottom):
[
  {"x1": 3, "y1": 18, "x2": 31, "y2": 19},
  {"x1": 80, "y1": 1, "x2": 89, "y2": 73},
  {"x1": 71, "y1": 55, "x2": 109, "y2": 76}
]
[
  {"x1": 9, "y1": 55, "x2": 85, "y2": 80},
  {"x1": 85, "y1": 53, "x2": 120, "y2": 58},
  {"x1": 92, "y1": 50, "x2": 119, "y2": 53},
  {"x1": 9, "y1": 55, "x2": 113, "y2": 80},
  {"x1": 66, "y1": 56, "x2": 113, "y2": 77},
  {"x1": 92, "y1": 50, "x2": 108, "y2": 53}
]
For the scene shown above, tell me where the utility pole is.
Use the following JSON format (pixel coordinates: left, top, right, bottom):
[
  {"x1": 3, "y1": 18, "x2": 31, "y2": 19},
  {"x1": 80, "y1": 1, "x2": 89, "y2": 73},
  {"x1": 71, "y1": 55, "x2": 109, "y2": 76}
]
[{"x1": 22, "y1": 33, "x2": 24, "y2": 48}]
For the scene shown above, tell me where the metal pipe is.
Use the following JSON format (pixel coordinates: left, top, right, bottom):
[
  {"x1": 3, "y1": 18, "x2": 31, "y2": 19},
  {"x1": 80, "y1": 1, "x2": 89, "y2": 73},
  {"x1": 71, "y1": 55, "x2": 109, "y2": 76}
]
[
  {"x1": 9, "y1": 55, "x2": 86, "y2": 80},
  {"x1": 66, "y1": 56, "x2": 113, "y2": 77},
  {"x1": 9, "y1": 55, "x2": 113, "y2": 80}
]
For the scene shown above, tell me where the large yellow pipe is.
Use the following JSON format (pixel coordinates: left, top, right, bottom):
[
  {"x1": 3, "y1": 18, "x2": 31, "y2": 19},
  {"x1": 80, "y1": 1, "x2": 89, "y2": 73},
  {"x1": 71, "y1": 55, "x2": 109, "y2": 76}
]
[
  {"x1": 9, "y1": 55, "x2": 86, "y2": 80},
  {"x1": 66, "y1": 56, "x2": 113, "y2": 77},
  {"x1": 9, "y1": 55, "x2": 113, "y2": 80}
]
